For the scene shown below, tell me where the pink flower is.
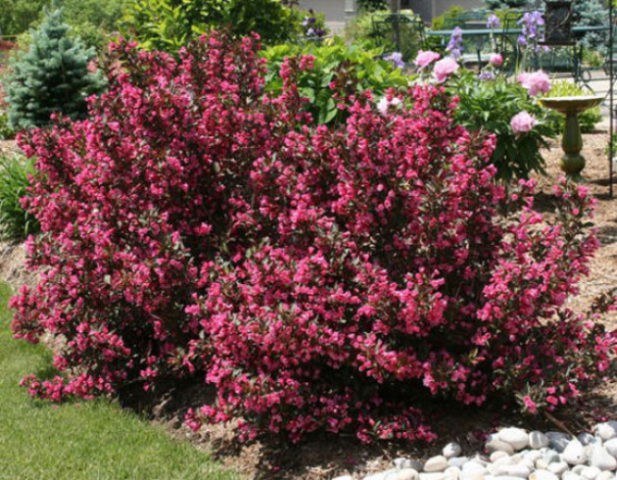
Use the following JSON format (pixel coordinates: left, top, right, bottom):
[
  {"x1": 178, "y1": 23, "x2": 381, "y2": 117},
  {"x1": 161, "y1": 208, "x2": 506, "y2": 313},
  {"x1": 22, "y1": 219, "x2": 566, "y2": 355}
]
[
  {"x1": 414, "y1": 50, "x2": 440, "y2": 70},
  {"x1": 433, "y1": 57, "x2": 459, "y2": 83},
  {"x1": 489, "y1": 53, "x2": 503, "y2": 67},
  {"x1": 522, "y1": 395, "x2": 538, "y2": 414},
  {"x1": 517, "y1": 70, "x2": 551, "y2": 96},
  {"x1": 510, "y1": 111, "x2": 537, "y2": 134}
]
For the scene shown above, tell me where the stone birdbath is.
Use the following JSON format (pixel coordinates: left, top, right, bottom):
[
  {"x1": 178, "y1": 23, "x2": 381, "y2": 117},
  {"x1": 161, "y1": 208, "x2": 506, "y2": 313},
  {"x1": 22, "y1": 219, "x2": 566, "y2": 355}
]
[{"x1": 539, "y1": 94, "x2": 604, "y2": 180}]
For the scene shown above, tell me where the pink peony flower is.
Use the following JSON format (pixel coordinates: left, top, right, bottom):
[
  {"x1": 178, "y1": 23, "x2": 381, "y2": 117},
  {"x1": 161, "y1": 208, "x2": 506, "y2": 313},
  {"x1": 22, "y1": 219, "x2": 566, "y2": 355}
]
[
  {"x1": 517, "y1": 70, "x2": 551, "y2": 96},
  {"x1": 414, "y1": 50, "x2": 441, "y2": 70},
  {"x1": 510, "y1": 111, "x2": 537, "y2": 134},
  {"x1": 432, "y1": 57, "x2": 459, "y2": 83},
  {"x1": 489, "y1": 53, "x2": 503, "y2": 67}
]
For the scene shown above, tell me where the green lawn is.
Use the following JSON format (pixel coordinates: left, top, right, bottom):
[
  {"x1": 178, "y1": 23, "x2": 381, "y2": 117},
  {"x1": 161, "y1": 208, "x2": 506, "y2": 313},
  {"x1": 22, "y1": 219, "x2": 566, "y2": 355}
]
[{"x1": 0, "y1": 282, "x2": 238, "y2": 480}]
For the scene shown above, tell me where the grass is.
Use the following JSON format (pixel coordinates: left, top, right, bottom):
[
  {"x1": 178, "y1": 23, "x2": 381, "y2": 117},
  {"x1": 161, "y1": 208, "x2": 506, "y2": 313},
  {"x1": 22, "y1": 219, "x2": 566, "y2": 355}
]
[{"x1": 0, "y1": 282, "x2": 238, "y2": 480}]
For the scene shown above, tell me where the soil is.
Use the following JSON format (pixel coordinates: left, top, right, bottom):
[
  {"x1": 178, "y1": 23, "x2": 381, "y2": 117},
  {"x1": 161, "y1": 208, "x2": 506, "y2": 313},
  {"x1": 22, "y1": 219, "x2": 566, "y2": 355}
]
[{"x1": 2, "y1": 134, "x2": 617, "y2": 480}]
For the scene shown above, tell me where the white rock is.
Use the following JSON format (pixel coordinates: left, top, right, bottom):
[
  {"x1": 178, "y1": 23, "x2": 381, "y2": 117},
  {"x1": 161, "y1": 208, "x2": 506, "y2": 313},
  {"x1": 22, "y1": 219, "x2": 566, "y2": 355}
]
[
  {"x1": 529, "y1": 470, "x2": 559, "y2": 480},
  {"x1": 596, "y1": 472, "x2": 615, "y2": 480},
  {"x1": 563, "y1": 472, "x2": 583, "y2": 480},
  {"x1": 460, "y1": 472, "x2": 485, "y2": 480},
  {"x1": 524, "y1": 451, "x2": 543, "y2": 463},
  {"x1": 486, "y1": 435, "x2": 515, "y2": 455},
  {"x1": 394, "y1": 458, "x2": 423, "y2": 471},
  {"x1": 492, "y1": 476, "x2": 526, "y2": 480},
  {"x1": 605, "y1": 439, "x2": 617, "y2": 457},
  {"x1": 497, "y1": 428, "x2": 529, "y2": 451},
  {"x1": 449, "y1": 458, "x2": 470, "y2": 469},
  {"x1": 581, "y1": 466, "x2": 602, "y2": 480},
  {"x1": 490, "y1": 452, "x2": 510, "y2": 463},
  {"x1": 333, "y1": 476, "x2": 354, "y2": 480},
  {"x1": 579, "y1": 432, "x2": 600, "y2": 445},
  {"x1": 530, "y1": 432, "x2": 550, "y2": 450},
  {"x1": 459, "y1": 470, "x2": 486, "y2": 480},
  {"x1": 563, "y1": 439, "x2": 588, "y2": 465},
  {"x1": 492, "y1": 464, "x2": 531, "y2": 478},
  {"x1": 543, "y1": 452, "x2": 561, "y2": 465},
  {"x1": 443, "y1": 443, "x2": 463, "y2": 459},
  {"x1": 462, "y1": 462, "x2": 488, "y2": 475},
  {"x1": 547, "y1": 432, "x2": 571, "y2": 453},
  {"x1": 491, "y1": 456, "x2": 515, "y2": 468},
  {"x1": 573, "y1": 466, "x2": 587, "y2": 475},
  {"x1": 547, "y1": 461, "x2": 569, "y2": 475},
  {"x1": 444, "y1": 467, "x2": 460, "y2": 480},
  {"x1": 364, "y1": 472, "x2": 389, "y2": 480},
  {"x1": 419, "y1": 473, "x2": 446, "y2": 480},
  {"x1": 590, "y1": 445, "x2": 617, "y2": 471},
  {"x1": 535, "y1": 459, "x2": 549, "y2": 470},
  {"x1": 596, "y1": 423, "x2": 617, "y2": 441},
  {"x1": 425, "y1": 456, "x2": 449, "y2": 473},
  {"x1": 386, "y1": 469, "x2": 420, "y2": 480}
]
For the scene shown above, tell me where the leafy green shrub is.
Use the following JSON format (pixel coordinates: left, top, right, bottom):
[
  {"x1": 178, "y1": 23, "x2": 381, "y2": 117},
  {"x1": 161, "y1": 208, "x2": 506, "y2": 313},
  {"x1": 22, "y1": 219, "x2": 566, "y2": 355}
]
[
  {"x1": 451, "y1": 70, "x2": 556, "y2": 181},
  {"x1": 123, "y1": 0, "x2": 303, "y2": 52},
  {"x1": 0, "y1": 154, "x2": 38, "y2": 241},
  {"x1": 346, "y1": 9, "x2": 425, "y2": 60},
  {"x1": 546, "y1": 80, "x2": 602, "y2": 134},
  {"x1": 358, "y1": 0, "x2": 388, "y2": 12},
  {"x1": 263, "y1": 38, "x2": 408, "y2": 124},
  {"x1": 4, "y1": 7, "x2": 105, "y2": 130},
  {"x1": 59, "y1": 0, "x2": 125, "y2": 50},
  {"x1": 0, "y1": 0, "x2": 124, "y2": 49},
  {"x1": 0, "y1": 112, "x2": 15, "y2": 140},
  {"x1": 0, "y1": 0, "x2": 46, "y2": 36},
  {"x1": 431, "y1": 5, "x2": 466, "y2": 30}
]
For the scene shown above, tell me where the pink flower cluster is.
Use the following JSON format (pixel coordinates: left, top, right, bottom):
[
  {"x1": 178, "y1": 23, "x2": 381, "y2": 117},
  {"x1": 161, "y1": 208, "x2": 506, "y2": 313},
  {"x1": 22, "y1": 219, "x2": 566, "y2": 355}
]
[
  {"x1": 433, "y1": 57, "x2": 459, "y2": 83},
  {"x1": 517, "y1": 70, "x2": 551, "y2": 96},
  {"x1": 510, "y1": 110, "x2": 537, "y2": 134},
  {"x1": 12, "y1": 32, "x2": 616, "y2": 444},
  {"x1": 414, "y1": 50, "x2": 440, "y2": 70}
]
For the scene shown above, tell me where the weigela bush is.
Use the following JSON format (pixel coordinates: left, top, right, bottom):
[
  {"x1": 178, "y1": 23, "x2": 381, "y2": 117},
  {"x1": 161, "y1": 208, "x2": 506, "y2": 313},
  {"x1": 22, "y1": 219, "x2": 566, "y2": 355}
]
[{"x1": 12, "y1": 32, "x2": 616, "y2": 444}]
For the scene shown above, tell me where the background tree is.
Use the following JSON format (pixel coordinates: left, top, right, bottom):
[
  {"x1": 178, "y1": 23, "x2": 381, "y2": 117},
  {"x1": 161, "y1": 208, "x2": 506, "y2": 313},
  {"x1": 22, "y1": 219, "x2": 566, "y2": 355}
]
[{"x1": 4, "y1": 7, "x2": 104, "y2": 130}]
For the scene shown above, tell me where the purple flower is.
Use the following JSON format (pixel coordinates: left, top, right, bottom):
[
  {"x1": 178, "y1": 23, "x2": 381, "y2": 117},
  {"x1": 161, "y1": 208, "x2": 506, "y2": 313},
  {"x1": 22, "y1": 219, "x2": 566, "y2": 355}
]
[
  {"x1": 414, "y1": 50, "x2": 441, "y2": 70},
  {"x1": 384, "y1": 52, "x2": 405, "y2": 69},
  {"x1": 517, "y1": 10, "x2": 545, "y2": 51},
  {"x1": 447, "y1": 27, "x2": 464, "y2": 59},
  {"x1": 433, "y1": 57, "x2": 459, "y2": 83},
  {"x1": 478, "y1": 70, "x2": 496, "y2": 81},
  {"x1": 486, "y1": 14, "x2": 500, "y2": 30},
  {"x1": 510, "y1": 111, "x2": 537, "y2": 134}
]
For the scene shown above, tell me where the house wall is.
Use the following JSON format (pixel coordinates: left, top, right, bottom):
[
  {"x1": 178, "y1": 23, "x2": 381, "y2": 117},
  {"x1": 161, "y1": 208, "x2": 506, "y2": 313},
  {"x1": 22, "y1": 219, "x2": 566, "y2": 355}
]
[
  {"x1": 407, "y1": 0, "x2": 484, "y2": 24},
  {"x1": 298, "y1": 0, "x2": 347, "y2": 23},
  {"x1": 299, "y1": 0, "x2": 486, "y2": 25}
]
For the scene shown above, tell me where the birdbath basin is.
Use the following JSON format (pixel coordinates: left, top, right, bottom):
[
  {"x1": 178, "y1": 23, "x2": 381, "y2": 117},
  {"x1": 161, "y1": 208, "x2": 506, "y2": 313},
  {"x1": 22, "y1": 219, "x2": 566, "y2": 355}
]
[{"x1": 539, "y1": 94, "x2": 604, "y2": 179}]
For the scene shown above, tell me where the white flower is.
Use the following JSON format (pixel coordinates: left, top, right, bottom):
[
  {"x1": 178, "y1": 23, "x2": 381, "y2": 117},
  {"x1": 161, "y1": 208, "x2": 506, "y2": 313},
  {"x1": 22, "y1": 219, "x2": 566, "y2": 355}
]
[{"x1": 377, "y1": 97, "x2": 402, "y2": 115}]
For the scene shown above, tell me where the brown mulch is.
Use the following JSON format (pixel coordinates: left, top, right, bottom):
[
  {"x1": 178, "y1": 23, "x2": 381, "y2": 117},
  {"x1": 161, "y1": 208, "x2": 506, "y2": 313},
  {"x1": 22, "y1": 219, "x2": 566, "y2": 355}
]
[{"x1": 2, "y1": 134, "x2": 617, "y2": 479}]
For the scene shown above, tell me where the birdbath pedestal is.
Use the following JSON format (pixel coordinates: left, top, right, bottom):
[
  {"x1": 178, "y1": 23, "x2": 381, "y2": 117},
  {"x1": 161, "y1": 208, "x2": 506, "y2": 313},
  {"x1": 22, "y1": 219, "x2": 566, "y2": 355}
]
[{"x1": 539, "y1": 95, "x2": 604, "y2": 180}]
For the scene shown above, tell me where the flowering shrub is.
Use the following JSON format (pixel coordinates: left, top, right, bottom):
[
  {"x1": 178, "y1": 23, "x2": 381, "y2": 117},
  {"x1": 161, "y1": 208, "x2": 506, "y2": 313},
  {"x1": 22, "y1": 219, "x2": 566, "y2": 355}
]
[
  {"x1": 12, "y1": 32, "x2": 616, "y2": 444},
  {"x1": 263, "y1": 38, "x2": 408, "y2": 125},
  {"x1": 450, "y1": 69, "x2": 557, "y2": 180}
]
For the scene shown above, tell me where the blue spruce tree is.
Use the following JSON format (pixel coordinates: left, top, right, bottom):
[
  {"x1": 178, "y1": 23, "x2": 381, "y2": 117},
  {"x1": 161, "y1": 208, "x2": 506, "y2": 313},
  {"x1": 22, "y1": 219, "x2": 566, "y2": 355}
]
[{"x1": 5, "y1": 6, "x2": 104, "y2": 130}]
